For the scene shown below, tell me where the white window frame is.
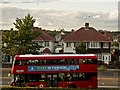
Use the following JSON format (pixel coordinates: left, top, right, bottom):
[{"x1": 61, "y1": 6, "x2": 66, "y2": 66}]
[
  {"x1": 66, "y1": 42, "x2": 71, "y2": 47},
  {"x1": 45, "y1": 41, "x2": 49, "y2": 47},
  {"x1": 103, "y1": 42, "x2": 109, "y2": 48},
  {"x1": 89, "y1": 42, "x2": 100, "y2": 48}
]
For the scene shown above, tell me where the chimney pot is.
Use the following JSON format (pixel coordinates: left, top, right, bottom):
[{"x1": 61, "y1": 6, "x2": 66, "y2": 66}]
[{"x1": 85, "y1": 23, "x2": 89, "y2": 30}]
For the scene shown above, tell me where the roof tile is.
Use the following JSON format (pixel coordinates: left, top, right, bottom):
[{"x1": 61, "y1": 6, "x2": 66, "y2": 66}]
[
  {"x1": 64, "y1": 27, "x2": 111, "y2": 42},
  {"x1": 33, "y1": 27, "x2": 54, "y2": 41}
]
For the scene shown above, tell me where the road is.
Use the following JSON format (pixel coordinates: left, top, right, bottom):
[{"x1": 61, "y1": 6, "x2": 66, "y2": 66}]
[{"x1": 0, "y1": 68, "x2": 120, "y2": 88}]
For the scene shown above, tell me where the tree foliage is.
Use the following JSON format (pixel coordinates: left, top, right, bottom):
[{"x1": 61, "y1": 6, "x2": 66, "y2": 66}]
[
  {"x1": 75, "y1": 41, "x2": 87, "y2": 54},
  {"x1": 13, "y1": 13, "x2": 35, "y2": 31},
  {"x1": 111, "y1": 41, "x2": 119, "y2": 47},
  {"x1": 2, "y1": 13, "x2": 42, "y2": 57}
]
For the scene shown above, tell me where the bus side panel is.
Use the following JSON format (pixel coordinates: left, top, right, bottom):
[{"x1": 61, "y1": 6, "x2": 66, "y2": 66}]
[
  {"x1": 58, "y1": 81, "x2": 97, "y2": 88},
  {"x1": 58, "y1": 81, "x2": 68, "y2": 87},
  {"x1": 13, "y1": 65, "x2": 97, "y2": 74},
  {"x1": 26, "y1": 82, "x2": 46, "y2": 87}
]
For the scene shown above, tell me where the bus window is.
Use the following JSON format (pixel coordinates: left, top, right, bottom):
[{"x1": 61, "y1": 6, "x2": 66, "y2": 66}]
[
  {"x1": 59, "y1": 73, "x2": 66, "y2": 81},
  {"x1": 15, "y1": 60, "x2": 26, "y2": 66},
  {"x1": 41, "y1": 74, "x2": 46, "y2": 82},
  {"x1": 21, "y1": 75, "x2": 26, "y2": 82},
  {"x1": 79, "y1": 59, "x2": 84, "y2": 64},
  {"x1": 28, "y1": 60, "x2": 32, "y2": 65},
  {"x1": 15, "y1": 61, "x2": 19, "y2": 66},
  {"x1": 15, "y1": 75, "x2": 20, "y2": 82},
  {"x1": 28, "y1": 74, "x2": 36, "y2": 82},
  {"x1": 92, "y1": 59, "x2": 97, "y2": 64},
  {"x1": 72, "y1": 73, "x2": 79, "y2": 81},
  {"x1": 28, "y1": 60, "x2": 38, "y2": 65},
  {"x1": 34, "y1": 60, "x2": 39, "y2": 65},
  {"x1": 83, "y1": 59, "x2": 88, "y2": 64},
  {"x1": 85, "y1": 59, "x2": 97, "y2": 64},
  {"x1": 74, "y1": 59, "x2": 79, "y2": 64},
  {"x1": 67, "y1": 59, "x2": 74, "y2": 64},
  {"x1": 67, "y1": 73, "x2": 73, "y2": 81},
  {"x1": 38, "y1": 74, "x2": 46, "y2": 82},
  {"x1": 47, "y1": 59, "x2": 58, "y2": 64},
  {"x1": 88, "y1": 59, "x2": 92, "y2": 64},
  {"x1": 78, "y1": 73, "x2": 89, "y2": 81},
  {"x1": 39, "y1": 60, "x2": 46, "y2": 65},
  {"x1": 21, "y1": 60, "x2": 26, "y2": 65},
  {"x1": 79, "y1": 73, "x2": 85, "y2": 81},
  {"x1": 14, "y1": 74, "x2": 26, "y2": 86},
  {"x1": 58, "y1": 59, "x2": 66, "y2": 64}
]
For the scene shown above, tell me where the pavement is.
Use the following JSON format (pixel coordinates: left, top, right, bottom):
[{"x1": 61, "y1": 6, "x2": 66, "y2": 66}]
[{"x1": 98, "y1": 86, "x2": 120, "y2": 88}]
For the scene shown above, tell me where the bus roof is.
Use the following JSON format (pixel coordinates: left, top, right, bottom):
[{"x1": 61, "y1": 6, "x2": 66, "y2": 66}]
[
  {"x1": 15, "y1": 54, "x2": 97, "y2": 59},
  {"x1": 16, "y1": 54, "x2": 96, "y2": 57}
]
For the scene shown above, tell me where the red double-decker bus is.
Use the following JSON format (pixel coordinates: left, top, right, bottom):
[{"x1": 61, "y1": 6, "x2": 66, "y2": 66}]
[{"x1": 11, "y1": 54, "x2": 97, "y2": 88}]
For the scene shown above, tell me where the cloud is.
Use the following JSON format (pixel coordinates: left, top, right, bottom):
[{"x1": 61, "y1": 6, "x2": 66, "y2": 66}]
[
  {"x1": 93, "y1": 15, "x2": 100, "y2": 18},
  {"x1": 0, "y1": 0, "x2": 60, "y2": 3},
  {"x1": 60, "y1": 0, "x2": 119, "y2": 2},
  {"x1": 0, "y1": 6, "x2": 118, "y2": 31},
  {"x1": 107, "y1": 10, "x2": 118, "y2": 20}
]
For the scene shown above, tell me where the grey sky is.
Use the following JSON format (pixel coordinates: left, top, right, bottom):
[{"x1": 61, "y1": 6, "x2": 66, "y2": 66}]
[{"x1": 0, "y1": 0, "x2": 119, "y2": 31}]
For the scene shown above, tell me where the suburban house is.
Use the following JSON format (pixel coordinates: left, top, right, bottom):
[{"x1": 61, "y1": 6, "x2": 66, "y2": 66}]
[
  {"x1": 32, "y1": 27, "x2": 54, "y2": 54},
  {"x1": 104, "y1": 32, "x2": 113, "y2": 41},
  {"x1": 63, "y1": 23, "x2": 112, "y2": 64},
  {"x1": 54, "y1": 31, "x2": 67, "y2": 53}
]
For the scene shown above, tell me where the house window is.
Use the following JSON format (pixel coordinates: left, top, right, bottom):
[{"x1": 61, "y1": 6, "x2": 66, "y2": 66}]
[
  {"x1": 103, "y1": 42, "x2": 109, "y2": 48},
  {"x1": 74, "y1": 42, "x2": 79, "y2": 47},
  {"x1": 66, "y1": 42, "x2": 71, "y2": 47},
  {"x1": 45, "y1": 41, "x2": 49, "y2": 47},
  {"x1": 89, "y1": 42, "x2": 100, "y2": 48},
  {"x1": 36, "y1": 41, "x2": 42, "y2": 45}
]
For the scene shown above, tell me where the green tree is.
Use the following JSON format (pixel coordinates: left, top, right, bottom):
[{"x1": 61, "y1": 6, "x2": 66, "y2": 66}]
[
  {"x1": 75, "y1": 41, "x2": 87, "y2": 54},
  {"x1": 13, "y1": 13, "x2": 35, "y2": 30},
  {"x1": 2, "y1": 13, "x2": 42, "y2": 57},
  {"x1": 111, "y1": 41, "x2": 119, "y2": 47}
]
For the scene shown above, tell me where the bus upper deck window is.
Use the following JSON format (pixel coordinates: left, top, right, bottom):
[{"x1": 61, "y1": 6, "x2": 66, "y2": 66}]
[
  {"x1": 39, "y1": 60, "x2": 46, "y2": 65},
  {"x1": 15, "y1": 60, "x2": 24, "y2": 66},
  {"x1": 58, "y1": 59, "x2": 66, "y2": 64},
  {"x1": 67, "y1": 59, "x2": 74, "y2": 64},
  {"x1": 79, "y1": 59, "x2": 84, "y2": 64},
  {"x1": 92, "y1": 59, "x2": 97, "y2": 64},
  {"x1": 74, "y1": 59, "x2": 79, "y2": 64},
  {"x1": 15, "y1": 61, "x2": 19, "y2": 65},
  {"x1": 28, "y1": 60, "x2": 38, "y2": 65}
]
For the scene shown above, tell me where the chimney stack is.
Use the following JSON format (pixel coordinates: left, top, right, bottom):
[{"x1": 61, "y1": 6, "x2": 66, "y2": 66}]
[{"x1": 85, "y1": 23, "x2": 89, "y2": 30}]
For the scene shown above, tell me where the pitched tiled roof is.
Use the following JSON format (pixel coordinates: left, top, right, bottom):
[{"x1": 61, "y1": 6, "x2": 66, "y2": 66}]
[
  {"x1": 64, "y1": 27, "x2": 111, "y2": 42},
  {"x1": 33, "y1": 27, "x2": 54, "y2": 41},
  {"x1": 104, "y1": 32, "x2": 113, "y2": 41},
  {"x1": 115, "y1": 34, "x2": 120, "y2": 39}
]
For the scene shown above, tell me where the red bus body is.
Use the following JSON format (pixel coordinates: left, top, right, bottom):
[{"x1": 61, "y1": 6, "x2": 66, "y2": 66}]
[{"x1": 11, "y1": 54, "x2": 97, "y2": 88}]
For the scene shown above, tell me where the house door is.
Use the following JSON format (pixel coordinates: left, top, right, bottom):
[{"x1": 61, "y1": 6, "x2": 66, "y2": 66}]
[
  {"x1": 46, "y1": 73, "x2": 58, "y2": 87},
  {"x1": 104, "y1": 55, "x2": 109, "y2": 64}
]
